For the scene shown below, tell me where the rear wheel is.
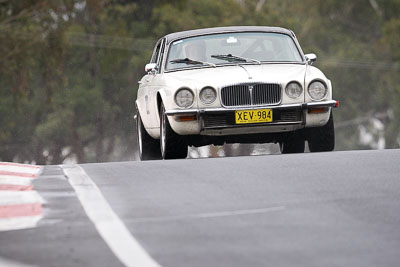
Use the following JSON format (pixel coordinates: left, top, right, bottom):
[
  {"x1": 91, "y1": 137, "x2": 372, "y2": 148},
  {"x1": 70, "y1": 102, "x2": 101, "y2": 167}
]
[
  {"x1": 160, "y1": 103, "x2": 188, "y2": 159},
  {"x1": 136, "y1": 108, "x2": 162, "y2": 160},
  {"x1": 279, "y1": 131, "x2": 305, "y2": 154},
  {"x1": 307, "y1": 112, "x2": 335, "y2": 152}
]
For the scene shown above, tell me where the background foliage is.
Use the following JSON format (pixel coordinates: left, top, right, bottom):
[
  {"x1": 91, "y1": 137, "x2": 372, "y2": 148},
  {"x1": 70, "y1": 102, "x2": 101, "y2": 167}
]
[{"x1": 1, "y1": 0, "x2": 399, "y2": 164}]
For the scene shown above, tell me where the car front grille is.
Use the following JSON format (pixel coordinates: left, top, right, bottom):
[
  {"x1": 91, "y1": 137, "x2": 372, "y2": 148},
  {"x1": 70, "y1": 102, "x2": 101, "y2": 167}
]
[
  {"x1": 202, "y1": 109, "x2": 302, "y2": 128},
  {"x1": 221, "y1": 83, "x2": 282, "y2": 107}
]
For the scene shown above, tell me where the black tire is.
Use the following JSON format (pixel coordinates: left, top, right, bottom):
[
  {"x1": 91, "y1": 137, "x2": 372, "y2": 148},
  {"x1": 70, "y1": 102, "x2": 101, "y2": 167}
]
[
  {"x1": 160, "y1": 103, "x2": 188, "y2": 159},
  {"x1": 279, "y1": 131, "x2": 305, "y2": 154},
  {"x1": 307, "y1": 112, "x2": 335, "y2": 152},
  {"x1": 136, "y1": 108, "x2": 162, "y2": 160}
]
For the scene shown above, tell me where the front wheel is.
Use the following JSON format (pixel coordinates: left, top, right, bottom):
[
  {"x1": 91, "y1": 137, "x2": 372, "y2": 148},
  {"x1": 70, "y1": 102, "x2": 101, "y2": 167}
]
[
  {"x1": 136, "y1": 108, "x2": 162, "y2": 160},
  {"x1": 307, "y1": 112, "x2": 335, "y2": 152},
  {"x1": 160, "y1": 103, "x2": 188, "y2": 159}
]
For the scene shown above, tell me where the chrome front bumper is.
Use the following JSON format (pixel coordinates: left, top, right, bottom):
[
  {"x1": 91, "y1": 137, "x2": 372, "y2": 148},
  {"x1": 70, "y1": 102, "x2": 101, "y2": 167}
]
[
  {"x1": 166, "y1": 100, "x2": 338, "y2": 115},
  {"x1": 165, "y1": 100, "x2": 338, "y2": 136}
]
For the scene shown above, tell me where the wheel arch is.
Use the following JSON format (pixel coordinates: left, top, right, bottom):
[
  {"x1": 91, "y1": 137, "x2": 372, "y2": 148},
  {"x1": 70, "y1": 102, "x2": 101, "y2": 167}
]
[
  {"x1": 156, "y1": 89, "x2": 172, "y2": 124},
  {"x1": 156, "y1": 92, "x2": 163, "y2": 117}
]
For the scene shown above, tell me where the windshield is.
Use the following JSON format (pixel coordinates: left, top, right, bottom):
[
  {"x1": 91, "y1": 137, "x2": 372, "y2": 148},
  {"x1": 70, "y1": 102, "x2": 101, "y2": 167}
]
[{"x1": 166, "y1": 32, "x2": 303, "y2": 71}]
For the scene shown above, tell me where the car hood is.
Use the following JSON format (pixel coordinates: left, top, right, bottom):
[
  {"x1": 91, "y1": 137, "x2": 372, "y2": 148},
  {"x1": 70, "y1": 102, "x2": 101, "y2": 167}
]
[{"x1": 163, "y1": 64, "x2": 308, "y2": 89}]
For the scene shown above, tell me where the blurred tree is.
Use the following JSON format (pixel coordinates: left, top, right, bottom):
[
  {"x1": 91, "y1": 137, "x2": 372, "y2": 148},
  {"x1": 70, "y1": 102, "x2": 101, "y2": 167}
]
[
  {"x1": 1, "y1": 0, "x2": 399, "y2": 163},
  {"x1": 380, "y1": 0, "x2": 400, "y2": 148},
  {"x1": 0, "y1": 0, "x2": 76, "y2": 163}
]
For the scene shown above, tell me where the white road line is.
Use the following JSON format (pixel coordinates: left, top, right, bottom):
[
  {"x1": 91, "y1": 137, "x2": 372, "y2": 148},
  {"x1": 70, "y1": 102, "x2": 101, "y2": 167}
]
[
  {"x1": 61, "y1": 165, "x2": 162, "y2": 267},
  {"x1": 130, "y1": 206, "x2": 286, "y2": 223}
]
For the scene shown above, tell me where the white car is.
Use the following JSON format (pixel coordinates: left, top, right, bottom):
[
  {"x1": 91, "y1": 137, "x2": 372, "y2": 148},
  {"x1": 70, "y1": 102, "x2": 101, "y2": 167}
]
[{"x1": 135, "y1": 26, "x2": 339, "y2": 160}]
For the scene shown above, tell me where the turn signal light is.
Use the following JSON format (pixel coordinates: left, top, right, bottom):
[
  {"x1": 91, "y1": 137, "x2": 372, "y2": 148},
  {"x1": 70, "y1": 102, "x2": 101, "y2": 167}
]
[
  {"x1": 308, "y1": 107, "x2": 329, "y2": 114},
  {"x1": 174, "y1": 115, "x2": 196, "y2": 122}
]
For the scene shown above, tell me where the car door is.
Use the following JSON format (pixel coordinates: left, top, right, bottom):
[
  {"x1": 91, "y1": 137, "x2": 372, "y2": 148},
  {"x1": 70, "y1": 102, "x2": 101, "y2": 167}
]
[{"x1": 138, "y1": 38, "x2": 165, "y2": 134}]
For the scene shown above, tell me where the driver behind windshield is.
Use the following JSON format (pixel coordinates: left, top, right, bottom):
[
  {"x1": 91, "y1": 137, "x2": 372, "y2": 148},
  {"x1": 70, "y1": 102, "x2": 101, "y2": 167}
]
[{"x1": 184, "y1": 41, "x2": 207, "y2": 62}]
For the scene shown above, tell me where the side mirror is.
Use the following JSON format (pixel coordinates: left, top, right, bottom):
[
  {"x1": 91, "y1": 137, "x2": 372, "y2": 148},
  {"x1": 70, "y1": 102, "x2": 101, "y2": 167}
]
[
  {"x1": 305, "y1": 53, "x2": 317, "y2": 65},
  {"x1": 145, "y1": 63, "x2": 157, "y2": 73}
]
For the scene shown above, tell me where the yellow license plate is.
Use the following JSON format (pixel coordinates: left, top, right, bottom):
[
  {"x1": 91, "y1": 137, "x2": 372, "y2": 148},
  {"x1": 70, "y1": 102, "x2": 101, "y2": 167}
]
[{"x1": 235, "y1": 109, "x2": 273, "y2": 124}]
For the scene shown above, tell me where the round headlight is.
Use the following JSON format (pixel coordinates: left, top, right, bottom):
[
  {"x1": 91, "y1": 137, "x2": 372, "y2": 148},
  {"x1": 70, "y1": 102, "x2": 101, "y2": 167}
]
[
  {"x1": 199, "y1": 87, "x2": 217, "y2": 104},
  {"x1": 308, "y1": 81, "x2": 327, "y2": 100},
  {"x1": 285, "y1": 82, "x2": 303, "y2": 99},
  {"x1": 175, "y1": 88, "x2": 194, "y2": 108}
]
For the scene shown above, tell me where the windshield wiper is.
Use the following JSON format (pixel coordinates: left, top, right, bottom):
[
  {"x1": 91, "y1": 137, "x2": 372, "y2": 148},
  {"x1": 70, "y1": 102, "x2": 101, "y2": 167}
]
[
  {"x1": 170, "y1": 58, "x2": 216, "y2": 67},
  {"x1": 211, "y1": 54, "x2": 261, "y2": 64}
]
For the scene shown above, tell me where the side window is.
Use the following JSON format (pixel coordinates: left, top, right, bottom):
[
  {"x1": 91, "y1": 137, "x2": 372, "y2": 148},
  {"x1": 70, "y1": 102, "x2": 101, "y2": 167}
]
[
  {"x1": 150, "y1": 38, "x2": 165, "y2": 73},
  {"x1": 157, "y1": 39, "x2": 166, "y2": 72},
  {"x1": 150, "y1": 40, "x2": 162, "y2": 64}
]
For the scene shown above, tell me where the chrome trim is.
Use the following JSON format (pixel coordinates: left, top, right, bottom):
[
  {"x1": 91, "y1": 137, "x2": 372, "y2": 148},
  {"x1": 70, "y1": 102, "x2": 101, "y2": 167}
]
[
  {"x1": 166, "y1": 110, "x2": 199, "y2": 116},
  {"x1": 200, "y1": 124, "x2": 304, "y2": 136},
  {"x1": 165, "y1": 100, "x2": 337, "y2": 116},
  {"x1": 201, "y1": 121, "x2": 304, "y2": 130},
  {"x1": 307, "y1": 100, "x2": 337, "y2": 107},
  {"x1": 163, "y1": 62, "x2": 306, "y2": 73},
  {"x1": 249, "y1": 85, "x2": 254, "y2": 105},
  {"x1": 305, "y1": 53, "x2": 317, "y2": 65}
]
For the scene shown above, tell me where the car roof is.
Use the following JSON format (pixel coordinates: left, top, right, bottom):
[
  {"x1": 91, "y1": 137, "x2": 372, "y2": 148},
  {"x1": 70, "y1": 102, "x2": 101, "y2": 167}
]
[{"x1": 164, "y1": 26, "x2": 295, "y2": 44}]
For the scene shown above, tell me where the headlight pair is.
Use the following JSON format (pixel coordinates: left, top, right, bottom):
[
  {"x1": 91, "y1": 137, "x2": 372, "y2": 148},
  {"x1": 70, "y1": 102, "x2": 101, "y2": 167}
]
[
  {"x1": 285, "y1": 81, "x2": 327, "y2": 100},
  {"x1": 175, "y1": 87, "x2": 217, "y2": 107}
]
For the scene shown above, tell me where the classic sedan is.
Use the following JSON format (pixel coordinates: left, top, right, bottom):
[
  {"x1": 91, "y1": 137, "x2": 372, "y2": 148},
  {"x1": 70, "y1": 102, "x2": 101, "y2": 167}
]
[{"x1": 135, "y1": 26, "x2": 339, "y2": 160}]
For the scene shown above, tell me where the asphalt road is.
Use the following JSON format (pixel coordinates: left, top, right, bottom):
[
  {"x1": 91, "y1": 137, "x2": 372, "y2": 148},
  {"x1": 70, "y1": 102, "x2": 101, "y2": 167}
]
[{"x1": 1, "y1": 149, "x2": 400, "y2": 267}]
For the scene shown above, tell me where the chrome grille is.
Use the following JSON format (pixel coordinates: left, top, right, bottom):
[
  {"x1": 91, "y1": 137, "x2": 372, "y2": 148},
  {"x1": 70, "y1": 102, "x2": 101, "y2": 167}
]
[{"x1": 221, "y1": 83, "x2": 282, "y2": 107}]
